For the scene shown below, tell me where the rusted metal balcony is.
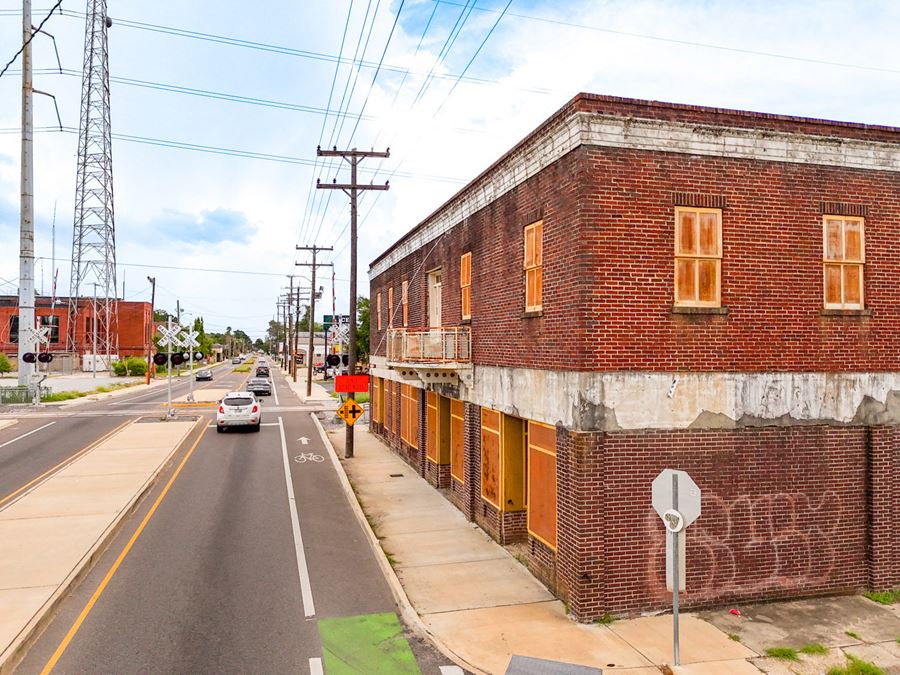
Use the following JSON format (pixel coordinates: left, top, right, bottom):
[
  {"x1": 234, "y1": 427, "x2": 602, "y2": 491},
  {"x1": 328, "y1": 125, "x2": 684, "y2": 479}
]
[{"x1": 385, "y1": 327, "x2": 472, "y2": 385}]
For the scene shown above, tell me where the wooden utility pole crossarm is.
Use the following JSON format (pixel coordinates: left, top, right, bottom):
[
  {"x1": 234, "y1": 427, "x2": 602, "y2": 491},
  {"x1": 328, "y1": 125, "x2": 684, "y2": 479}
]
[{"x1": 316, "y1": 146, "x2": 390, "y2": 459}]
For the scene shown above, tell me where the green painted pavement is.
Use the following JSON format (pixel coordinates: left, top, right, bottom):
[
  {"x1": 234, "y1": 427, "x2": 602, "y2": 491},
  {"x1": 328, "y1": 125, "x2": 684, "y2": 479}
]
[{"x1": 317, "y1": 611, "x2": 421, "y2": 674}]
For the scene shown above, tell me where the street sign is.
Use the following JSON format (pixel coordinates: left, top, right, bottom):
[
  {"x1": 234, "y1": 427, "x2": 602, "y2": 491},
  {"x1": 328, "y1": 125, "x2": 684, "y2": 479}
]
[
  {"x1": 651, "y1": 468, "x2": 701, "y2": 667},
  {"x1": 334, "y1": 374, "x2": 369, "y2": 393},
  {"x1": 336, "y1": 398, "x2": 365, "y2": 426},
  {"x1": 180, "y1": 329, "x2": 200, "y2": 348},
  {"x1": 157, "y1": 324, "x2": 183, "y2": 348}
]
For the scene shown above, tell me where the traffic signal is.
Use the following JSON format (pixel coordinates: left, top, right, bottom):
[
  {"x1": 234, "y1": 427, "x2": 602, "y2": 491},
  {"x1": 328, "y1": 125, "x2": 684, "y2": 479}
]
[
  {"x1": 342, "y1": 354, "x2": 349, "y2": 366},
  {"x1": 153, "y1": 353, "x2": 168, "y2": 366},
  {"x1": 193, "y1": 351, "x2": 203, "y2": 361},
  {"x1": 22, "y1": 353, "x2": 36, "y2": 363},
  {"x1": 37, "y1": 353, "x2": 53, "y2": 363},
  {"x1": 171, "y1": 353, "x2": 185, "y2": 366},
  {"x1": 326, "y1": 354, "x2": 341, "y2": 367}
]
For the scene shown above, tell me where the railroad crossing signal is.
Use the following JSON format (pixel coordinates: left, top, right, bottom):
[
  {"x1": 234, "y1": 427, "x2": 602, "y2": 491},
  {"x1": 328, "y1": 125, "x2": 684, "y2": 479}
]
[
  {"x1": 23, "y1": 326, "x2": 51, "y2": 345},
  {"x1": 180, "y1": 330, "x2": 200, "y2": 348},
  {"x1": 157, "y1": 324, "x2": 183, "y2": 348},
  {"x1": 336, "y1": 398, "x2": 365, "y2": 426}
]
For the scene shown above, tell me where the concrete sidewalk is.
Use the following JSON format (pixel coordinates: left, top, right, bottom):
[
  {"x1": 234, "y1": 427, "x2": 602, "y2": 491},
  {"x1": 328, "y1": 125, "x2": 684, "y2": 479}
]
[
  {"x1": 279, "y1": 367, "x2": 339, "y2": 405},
  {"x1": 324, "y1": 424, "x2": 759, "y2": 675},
  {"x1": 0, "y1": 417, "x2": 198, "y2": 672}
]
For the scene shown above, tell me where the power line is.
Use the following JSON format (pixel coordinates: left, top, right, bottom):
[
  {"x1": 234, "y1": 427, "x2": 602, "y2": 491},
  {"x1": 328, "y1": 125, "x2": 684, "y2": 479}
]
[
  {"x1": 0, "y1": 0, "x2": 63, "y2": 80},
  {"x1": 430, "y1": 0, "x2": 900, "y2": 77}
]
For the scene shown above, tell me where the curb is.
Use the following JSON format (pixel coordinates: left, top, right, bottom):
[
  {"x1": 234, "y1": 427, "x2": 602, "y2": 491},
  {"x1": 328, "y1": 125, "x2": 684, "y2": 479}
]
[
  {"x1": 0, "y1": 416, "x2": 204, "y2": 675},
  {"x1": 310, "y1": 413, "x2": 486, "y2": 675}
]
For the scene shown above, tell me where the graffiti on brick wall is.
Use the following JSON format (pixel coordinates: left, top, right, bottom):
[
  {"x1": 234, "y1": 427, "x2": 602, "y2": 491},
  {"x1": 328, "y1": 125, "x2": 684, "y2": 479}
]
[{"x1": 646, "y1": 489, "x2": 851, "y2": 601}]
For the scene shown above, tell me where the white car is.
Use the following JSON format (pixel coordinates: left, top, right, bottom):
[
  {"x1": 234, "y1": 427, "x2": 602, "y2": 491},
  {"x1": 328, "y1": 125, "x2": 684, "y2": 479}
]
[{"x1": 216, "y1": 392, "x2": 261, "y2": 432}]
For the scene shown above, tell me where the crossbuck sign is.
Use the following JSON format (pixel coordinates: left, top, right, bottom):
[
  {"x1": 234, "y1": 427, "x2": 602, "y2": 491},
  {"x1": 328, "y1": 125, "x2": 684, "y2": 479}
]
[
  {"x1": 157, "y1": 324, "x2": 183, "y2": 348},
  {"x1": 180, "y1": 330, "x2": 200, "y2": 348}
]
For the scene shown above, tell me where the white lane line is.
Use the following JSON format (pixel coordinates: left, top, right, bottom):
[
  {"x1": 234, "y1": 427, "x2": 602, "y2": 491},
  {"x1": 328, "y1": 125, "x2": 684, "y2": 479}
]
[
  {"x1": 205, "y1": 423, "x2": 280, "y2": 428},
  {"x1": 278, "y1": 415, "x2": 316, "y2": 618},
  {"x1": 0, "y1": 421, "x2": 56, "y2": 449},
  {"x1": 272, "y1": 378, "x2": 280, "y2": 406},
  {"x1": 439, "y1": 666, "x2": 464, "y2": 675},
  {"x1": 308, "y1": 657, "x2": 324, "y2": 675}
]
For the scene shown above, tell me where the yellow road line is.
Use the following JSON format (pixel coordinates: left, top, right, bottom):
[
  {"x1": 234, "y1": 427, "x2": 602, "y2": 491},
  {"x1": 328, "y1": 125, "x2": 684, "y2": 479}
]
[
  {"x1": 0, "y1": 419, "x2": 134, "y2": 510},
  {"x1": 41, "y1": 424, "x2": 208, "y2": 674}
]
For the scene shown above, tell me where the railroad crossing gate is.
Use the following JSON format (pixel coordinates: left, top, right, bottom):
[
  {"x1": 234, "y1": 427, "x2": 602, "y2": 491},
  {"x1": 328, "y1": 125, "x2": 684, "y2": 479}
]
[{"x1": 336, "y1": 398, "x2": 365, "y2": 426}]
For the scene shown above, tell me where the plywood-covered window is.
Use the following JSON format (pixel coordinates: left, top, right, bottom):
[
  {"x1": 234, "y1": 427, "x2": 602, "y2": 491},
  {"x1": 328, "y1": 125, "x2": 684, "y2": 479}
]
[
  {"x1": 401, "y1": 280, "x2": 409, "y2": 327},
  {"x1": 376, "y1": 292, "x2": 382, "y2": 331},
  {"x1": 388, "y1": 287, "x2": 394, "y2": 327},
  {"x1": 527, "y1": 421, "x2": 557, "y2": 550},
  {"x1": 823, "y1": 216, "x2": 865, "y2": 309},
  {"x1": 450, "y1": 398, "x2": 465, "y2": 482},
  {"x1": 481, "y1": 409, "x2": 502, "y2": 508},
  {"x1": 372, "y1": 377, "x2": 383, "y2": 425},
  {"x1": 460, "y1": 252, "x2": 472, "y2": 320},
  {"x1": 400, "y1": 384, "x2": 419, "y2": 449},
  {"x1": 384, "y1": 380, "x2": 393, "y2": 433},
  {"x1": 426, "y1": 392, "x2": 451, "y2": 465},
  {"x1": 524, "y1": 221, "x2": 543, "y2": 311},
  {"x1": 674, "y1": 207, "x2": 722, "y2": 307}
]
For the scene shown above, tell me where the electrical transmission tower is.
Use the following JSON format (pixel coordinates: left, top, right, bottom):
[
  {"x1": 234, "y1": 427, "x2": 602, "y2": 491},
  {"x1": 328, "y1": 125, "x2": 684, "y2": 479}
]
[{"x1": 68, "y1": 0, "x2": 117, "y2": 368}]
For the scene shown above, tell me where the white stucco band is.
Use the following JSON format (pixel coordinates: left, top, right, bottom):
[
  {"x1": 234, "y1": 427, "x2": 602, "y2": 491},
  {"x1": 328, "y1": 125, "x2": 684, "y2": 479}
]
[
  {"x1": 470, "y1": 367, "x2": 900, "y2": 432},
  {"x1": 370, "y1": 110, "x2": 900, "y2": 280}
]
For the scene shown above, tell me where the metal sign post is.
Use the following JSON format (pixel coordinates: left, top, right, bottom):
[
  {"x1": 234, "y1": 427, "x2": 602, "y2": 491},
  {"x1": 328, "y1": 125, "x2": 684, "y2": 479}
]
[
  {"x1": 180, "y1": 329, "x2": 200, "y2": 402},
  {"x1": 652, "y1": 469, "x2": 701, "y2": 667},
  {"x1": 157, "y1": 321, "x2": 182, "y2": 418}
]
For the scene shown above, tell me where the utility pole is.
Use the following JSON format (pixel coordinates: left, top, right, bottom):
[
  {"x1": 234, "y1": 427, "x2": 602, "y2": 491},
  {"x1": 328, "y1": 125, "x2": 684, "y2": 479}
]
[
  {"x1": 287, "y1": 275, "x2": 295, "y2": 376},
  {"x1": 92, "y1": 282, "x2": 98, "y2": 378},
  {"x1": 175, "y1": 299, "x2": 182, "y2": 377},
  {"x1": 296, "y1": 245, "x2": 332, "y2": 394},
  {"x1": 317, "y1": 146, "x2": 389, "y2": 458},
  {"x1": 146, "y1": 276, "x2": 155, "y2": 384},
  {"x1": 18, "y1": 0, "x2": 36, "y2": 388}
]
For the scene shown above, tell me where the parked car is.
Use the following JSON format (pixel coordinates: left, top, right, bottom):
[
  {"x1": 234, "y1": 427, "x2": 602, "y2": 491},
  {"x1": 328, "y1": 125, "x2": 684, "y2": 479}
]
[
  {"x1": 216, "y1": 392, "x2": 261, "y2": 432},
  {"x1": 246, "y1": 377, "x2": 272, "y2": 396},
  {"x1": 231, "y1": 357, "x2": 242, "y2": 364},
  {"x1": 195, "y1": 368, "x2": 213, "y2": 381},
  {"x1": 255, "y1": 366, "x2": 270, "y2": 378}
]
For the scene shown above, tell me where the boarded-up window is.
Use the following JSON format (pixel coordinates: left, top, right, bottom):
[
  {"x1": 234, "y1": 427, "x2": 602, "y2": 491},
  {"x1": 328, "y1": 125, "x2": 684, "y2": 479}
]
[
  {"x1": 426, "y1": 391, "x2": 438, "y2": 462},
  {"x1": 450, "y1": 398, "x2": 465, "y2": 482},
  {"x1": 460, "y1": 252, "x2": 472, "y2": 320},
  {"x1": 823, "y1": 216, "x2": 865, "y2": 309},
  {"x1": 400, "y1": 384, "x2": 419, "y2": 448},
  {"x1": 385, "y1": 380, "x2": 395, "y2": 434},
  {"x1": 674, "y1": 207, "x2": 722, "y2": 307},
  {"x1": 524, "y1": 221, "x2": 543, "y2": 311},
  {"x1": 372, "y1": 378, "x2": 383, "y2": 424},
  {"x1": 527, "y1": 421, "x2": 557, "y2": 549},
  {"x1": 388, "y1": 287, "x2": 394, "y2": 327},
  {"x1": 402, "y1": 280, "x2": 409, "y2": 327},
  {"x1": 377, "y1": 292, "x2": 382, "y2": 331},
  {"x1": 481, "y1": 409, "x2": 502, "y2": 507}
]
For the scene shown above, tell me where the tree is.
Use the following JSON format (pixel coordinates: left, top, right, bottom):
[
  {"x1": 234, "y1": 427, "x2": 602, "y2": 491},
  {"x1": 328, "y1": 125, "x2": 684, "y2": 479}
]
[
  {"x1": 0, "y1": 353, "x2": 11, "y2": 374},
  {"x1": 254, "y1": 338, "x2": 265, "y2": 352},
  {"x1": 357, "y1": 296, "x2": 370, "y2": 364}
]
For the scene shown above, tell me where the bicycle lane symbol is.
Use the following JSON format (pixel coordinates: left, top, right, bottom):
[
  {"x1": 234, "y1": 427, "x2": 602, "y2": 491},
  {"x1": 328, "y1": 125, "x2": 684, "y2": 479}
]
[{"x1": 294, "y1": 452, "x2": 324, "y2": 464}]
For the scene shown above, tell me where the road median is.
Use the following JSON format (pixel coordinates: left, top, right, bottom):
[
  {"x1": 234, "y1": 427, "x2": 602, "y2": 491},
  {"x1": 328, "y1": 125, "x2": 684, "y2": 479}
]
[{"x1": 0, "y1": 416, "x2": 201, "y2": 674}]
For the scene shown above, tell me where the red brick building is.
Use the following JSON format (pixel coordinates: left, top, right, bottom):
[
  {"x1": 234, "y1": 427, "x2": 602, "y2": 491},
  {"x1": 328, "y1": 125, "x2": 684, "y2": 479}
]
[
  {"x1": 0, "y1": 295, "x2": 152, "y2": 365},
  {"x1": 367, "y1": 94, "x2": 900, "y2": 620}
]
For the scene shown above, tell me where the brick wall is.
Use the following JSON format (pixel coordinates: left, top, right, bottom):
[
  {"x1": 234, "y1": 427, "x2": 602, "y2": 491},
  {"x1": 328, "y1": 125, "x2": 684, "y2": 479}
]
[
  {"x1": 370, "y1": 114, "x2": 900, "y2": 374},
  {"x1": 556, "y1": 424, "x2": 899, "y2": 619}
]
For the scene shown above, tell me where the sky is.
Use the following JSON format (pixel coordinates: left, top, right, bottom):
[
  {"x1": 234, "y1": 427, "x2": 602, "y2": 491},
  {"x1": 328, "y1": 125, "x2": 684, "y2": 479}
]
[{"x1": 1, "y1": 0, "x2": 899, "y2": 340}]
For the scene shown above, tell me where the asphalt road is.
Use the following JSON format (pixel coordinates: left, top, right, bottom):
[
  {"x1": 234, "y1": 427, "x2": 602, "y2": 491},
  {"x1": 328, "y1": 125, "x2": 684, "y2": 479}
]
[{"x1": 13, "y1": 363, "x2": 454, "y2": 674}]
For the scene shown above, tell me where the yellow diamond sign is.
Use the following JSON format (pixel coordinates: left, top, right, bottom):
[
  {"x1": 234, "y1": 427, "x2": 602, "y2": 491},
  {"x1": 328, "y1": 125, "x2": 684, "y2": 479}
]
[{"x1": 337, "y1": 398, "x2": 365, "y2": 426}]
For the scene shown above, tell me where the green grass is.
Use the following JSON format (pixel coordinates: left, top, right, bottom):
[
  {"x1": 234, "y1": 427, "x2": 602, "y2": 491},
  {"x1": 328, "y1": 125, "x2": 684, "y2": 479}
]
[
  {"x1": 800, "y1": 643, "x2": 828, "y2": 655},
  {"x1": 827, "y1": 655, "x2": 884, "y2": 675},
  {"x1": 594, "y1": 612, "x2": 616, "y2": 625},
  {"x1": 41, "y1": 390, "x2": 88, "y2": 402},
  {"x1": 728, "y1": 633, "x2": 741, "y2": 642},
  {"x1": 334, "y1": 392, "x2": 370, "y2": 404},
  {"x1": 765, "y1": 647, "x2": 799, "y2": 661},
  {"x1": 864, "y1": 589, "x2": 900, "y2": 605},
  {"x1": 232, "y1": 365, "x2": 251, "y2": 373},
  {"x1": 846, "y1": 630, "x2": 862, "y2": 641}
]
